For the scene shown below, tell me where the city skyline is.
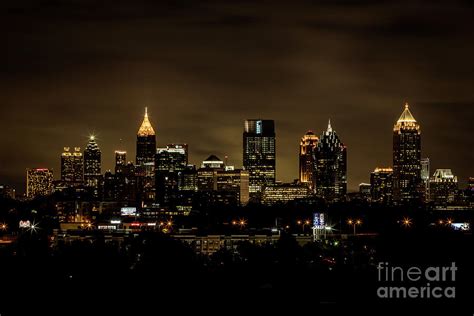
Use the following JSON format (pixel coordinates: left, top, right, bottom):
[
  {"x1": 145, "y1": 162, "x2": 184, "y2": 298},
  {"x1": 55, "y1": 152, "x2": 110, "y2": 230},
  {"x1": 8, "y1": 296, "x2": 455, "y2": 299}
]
[
  {"x1": 1, "y1": 1, "x2": 474, "y2": 193},
  {"x1": 1, "y1": 103, "x2": 472, "y2": 194}
]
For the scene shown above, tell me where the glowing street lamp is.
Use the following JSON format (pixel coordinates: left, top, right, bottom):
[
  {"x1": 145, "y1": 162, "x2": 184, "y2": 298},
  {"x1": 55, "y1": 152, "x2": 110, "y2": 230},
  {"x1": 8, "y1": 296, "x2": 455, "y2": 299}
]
[
  {"x1": 347, "y1": 218, "x2": 362, "y2": 235},
  {"x1": 232, "y1": 219, "x2": 246, "y2": 229},
  {"x1": 28, "y1": 221, "x2": 40, "y2": 234},
  {"x1": 1, "y1": 223, "x2": 7, "y2": 231},
  {"x1": 401, "y1": 217, "x2": 412, "y2": 228}
]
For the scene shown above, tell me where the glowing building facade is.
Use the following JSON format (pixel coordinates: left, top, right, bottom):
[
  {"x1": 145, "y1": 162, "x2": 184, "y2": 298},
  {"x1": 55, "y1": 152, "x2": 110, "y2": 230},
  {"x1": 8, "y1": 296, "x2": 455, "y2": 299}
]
[
  {"x1": 243, "y1": 119, "x2": 276, "y2": 194},
  {"x1": 155, "y1": 146, "x2": 187, "y2": 206},
  {"x1": 27, "y1": 168, "x2": 53, "y2": 198},
  {"x1": 370, "y1": 167, "x2": 393, "y2": 204},
  {"x1": 214, "y1": 167, "x2": 250, "y2": 206},
  {"x1": 429, "y1": 169, "x2": 458, "y2": 204},
  {"x1": 392, "y1": 103, "x2": 422, "y2": 203},
  {"x1": 262, "y1": 183, "x2": 311, "y2": 206},
  {"x1": 84, "y1": 136, "x2": 102, "y2": 193},
  {"x1": 136, "y1": 107, "x2": 157, "y2": 202},
  {"x1": 115, "y1": 151, "x2": 127, "y2": 173},
  {"x1": 299, "y1": 131, "x2": 318, "y2": 189},
  {"x1": 136, "y1": 107, "x2": 156, "y2": 174},
  {"x1": 61, "y1": 147, "x2": 83, "y2": 185}
]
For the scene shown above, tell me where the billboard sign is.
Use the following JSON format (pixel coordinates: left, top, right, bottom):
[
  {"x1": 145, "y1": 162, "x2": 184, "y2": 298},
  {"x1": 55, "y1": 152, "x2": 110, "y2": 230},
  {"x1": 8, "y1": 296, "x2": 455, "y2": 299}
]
[{"x1": 121, "y1": 207, "x2": 137, "y2": 216}]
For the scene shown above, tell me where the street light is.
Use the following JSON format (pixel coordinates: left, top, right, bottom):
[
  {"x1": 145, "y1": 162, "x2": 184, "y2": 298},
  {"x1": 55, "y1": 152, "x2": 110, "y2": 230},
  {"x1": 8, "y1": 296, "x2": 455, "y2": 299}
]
[
  {"x1": 1, "y1": 223, "x2": 7, "y2": 231},
  {"x1": 347, "y1": 218, "x2": 362, "y2": 235},
  {"x1": 401, "y1": 217, "x2": 412, "y2": 228},
  {"x1": 232, "y1": 219, "x2": 246, "y2": 229}
]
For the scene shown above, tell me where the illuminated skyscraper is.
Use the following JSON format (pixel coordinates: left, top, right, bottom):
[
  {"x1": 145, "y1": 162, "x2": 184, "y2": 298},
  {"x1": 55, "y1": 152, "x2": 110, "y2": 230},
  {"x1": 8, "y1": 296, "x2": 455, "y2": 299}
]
[
  {"x1": 155, "y1": 146, "x2": 187, "y2": 206},
  {"x1": 61, "y1": 147, "x2": 83, "y2": 185},
  {"x1": 84, "y1": 136, "x2": 102, "y2": 193},
  {"x1": 429, "y1": 169, "x2": 458, "y2": 204},
  {"x1": 392, "y1": 103, "x2": 422, "y2": 203},
  {"x1": 243, "y1": 119, "x2": 276, "y2": 194},
  {"x1": 167, "y1": 144, "x2": 188, "y2": 165},
  {"x1": 115, "y1": 150, "x2": 127, "y2": 173},
  {"x1": 136, "y1": 107, "x2": 157, "y2": 203},
  {"x1": 215, "y1": 167, "x2": 250, "y2": 206},
  {"x1": 299, "y1": 131, "x2": 318, "y2": 189},
  {"x1": 136, "y1": 107, "x2": 156, "y2": 172},
  {"x1": 314, "y1": 120, "x2": 347, "y2": 202},
  {"x1": 197, "y1": 155, "x2": 224, "y2": 191},
  {"x1": 26, "y1": 168, "x2": 53, "y2": 198},
  {"x1": 370, "y1": 167, "x2": 393, "y2": 204}
]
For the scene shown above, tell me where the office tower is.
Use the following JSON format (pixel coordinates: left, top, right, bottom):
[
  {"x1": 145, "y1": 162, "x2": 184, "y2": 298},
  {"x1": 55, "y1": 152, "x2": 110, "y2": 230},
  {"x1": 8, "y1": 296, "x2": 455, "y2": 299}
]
[
  {"x1": 26, "y1": 168, "x2": 53, "y2": 198},
  {"x1": 359, "y1": 183, "x2": 371, "y2": 199},
  {"x1": 429, "y1": 169, "x2": 458, "y2": 204},
  {"x1": 84, "y1": 136, "x2": 102, "y2": 193},
  {"x1": 262, "y1": 183, "x2": 311, "y2": 206},
  {"x1": 136, "y1": 107, "x2": 156, "y2": 173},
  {"x1": 0, "y1": 184, "x2": 15, "y2": 199},
  {"x1": 421, "y1": 158, "x2": 430, "y2": 202},
  {"x1": 370, "y1": 167, "x2": 393, "y2": 204},
  {"x1": 392, "y1": 103, "x2": 422, "y2": 203},
  {"x1": 155, "y1": 146, "x2": 187, "y2": 206},
  {"x1": 136, "y1": 107, "x2": 156, "y2": 203},
  {"x1": 243, "y1": 119, "x2": 276, "y2": 194},
  {"x1": 115, "y1": 150, "x2": 127, "y2": 173},
  {"x1": 197, "y1": 155, "x2": 224, "y2": 191},
  {"x1": 214, "y1": 167, "x2": 250, "y2": 205},
  {"x1": 167, "y1": 144, "x2": 188, "y2": 165},
  {"x1": 61, "y1": 147, "x2": 83, "y2": 185},
  {"x1": 115, "y1": 162, "x2": 138, "y2": 202},
  {"x1": 181, "y1": 165, "x2": 197, "y2": 191},
  {"x1": 156, "y1": 146, "x2": 188, "y2": 172},
  {"x1": 103, "y1": 170, "x2": 116, "y2": 201},
  {"x1": 314, "y1": 120, "x2": 347, "y2": 202},
  {"x1": 201, "y1": 155, "x2": 225, "y2": 169},
  {"x1": 299, "y1": 130, "x2": 318, "y2": 189}
]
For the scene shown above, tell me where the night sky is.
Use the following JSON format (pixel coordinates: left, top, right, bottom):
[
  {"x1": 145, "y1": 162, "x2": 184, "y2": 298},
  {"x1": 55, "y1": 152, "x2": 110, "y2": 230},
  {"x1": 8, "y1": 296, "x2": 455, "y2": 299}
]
[{"x1": 1, "y1": 0, "x2": 474, "y2": 194}]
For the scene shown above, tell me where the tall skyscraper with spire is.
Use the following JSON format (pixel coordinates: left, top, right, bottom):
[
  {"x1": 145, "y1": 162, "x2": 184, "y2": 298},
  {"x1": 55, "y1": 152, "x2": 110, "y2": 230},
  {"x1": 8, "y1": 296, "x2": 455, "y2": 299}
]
[
  {"x1": 84, "y1": 135, "x2": 102, "y2": 196},
  {"x1": 314, "y1": 120, "x2": 347, "y2": 202},
  {"x1": 243, "y1": 119, "x2": 276, "y2": 194},
  {"x1": 136, "y1": 107, "x2": 157, "y2": 169},
  {"x1": 136, "y1": 107, "x2": 157, "y2": 203},
  {"x1": 392, "y1": 103, "x2": 422, "y2": 203},
  {"x1": 299, "y1": 130, "x2": 318, "y2": 189}
]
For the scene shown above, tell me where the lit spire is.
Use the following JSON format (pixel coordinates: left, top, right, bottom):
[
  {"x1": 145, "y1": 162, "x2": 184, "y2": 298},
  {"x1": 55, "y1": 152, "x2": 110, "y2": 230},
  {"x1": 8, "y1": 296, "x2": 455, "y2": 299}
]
[
  {"x1": 327, "y1": 119, "x2": 333, "y2": 133},
  {"x1": 397, "y1": 102, "x2": 417, "y2": 123},
  {"x1": 138, "y1": 107, "x2": 156, "y2": 136}
]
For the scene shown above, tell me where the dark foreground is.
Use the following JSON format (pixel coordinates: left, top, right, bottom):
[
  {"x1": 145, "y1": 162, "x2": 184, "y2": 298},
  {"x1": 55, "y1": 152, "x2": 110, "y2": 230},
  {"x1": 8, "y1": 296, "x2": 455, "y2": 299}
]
[{"x1": 0, "y1": 227, "x2": 472, "y2": 311}]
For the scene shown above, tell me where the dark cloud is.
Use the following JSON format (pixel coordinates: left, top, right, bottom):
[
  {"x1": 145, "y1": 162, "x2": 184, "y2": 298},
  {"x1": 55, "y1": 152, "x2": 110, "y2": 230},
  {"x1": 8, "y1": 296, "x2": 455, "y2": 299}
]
[{"x1": 1, "y1": 0, "x2": 474, "y2": 193}]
